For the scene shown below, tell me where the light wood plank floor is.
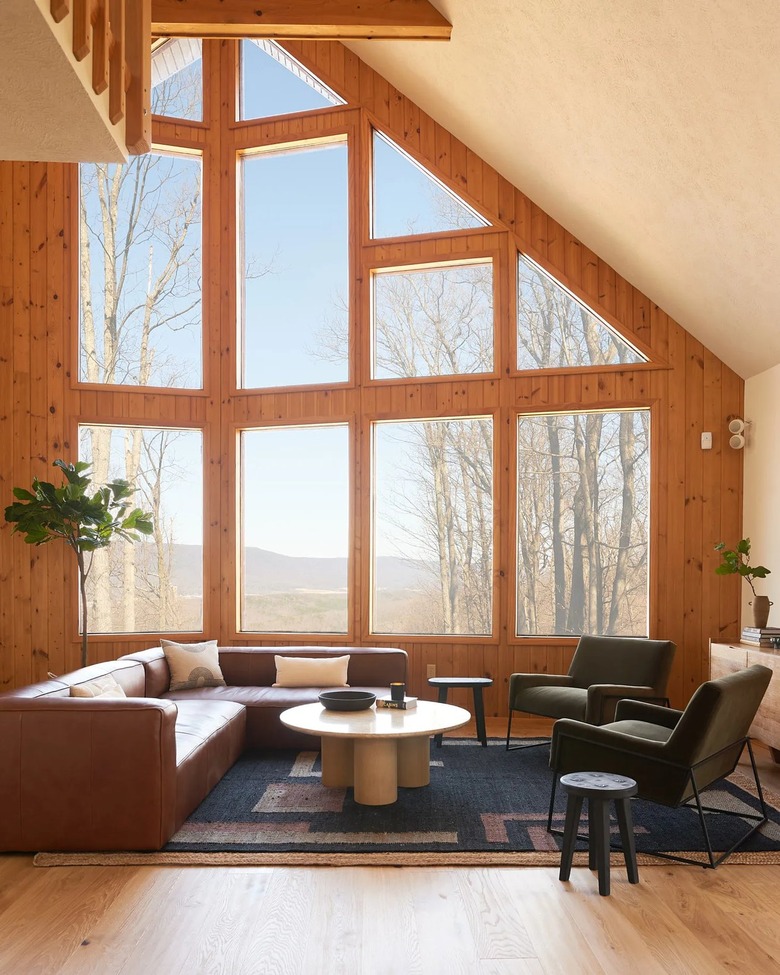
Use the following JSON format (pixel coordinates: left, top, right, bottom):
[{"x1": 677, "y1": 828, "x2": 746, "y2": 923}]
[{"x1": 1, "y1": 721, "x2": 778, "y2": 975}]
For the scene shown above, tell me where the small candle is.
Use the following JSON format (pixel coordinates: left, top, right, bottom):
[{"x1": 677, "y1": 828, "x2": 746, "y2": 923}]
[{"x1": 390, "y1": 682, "x2": 405, "y2": 702}]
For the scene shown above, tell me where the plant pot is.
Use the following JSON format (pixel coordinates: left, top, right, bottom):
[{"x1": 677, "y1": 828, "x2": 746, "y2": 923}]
[{"x1": 751, "y1": 595, "x2": 773, "y2": 629}]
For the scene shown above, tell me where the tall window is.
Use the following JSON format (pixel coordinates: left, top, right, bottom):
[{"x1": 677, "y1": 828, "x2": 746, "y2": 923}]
[
  {"x1": 240, "y1": 425, "x2": 350, "y2": 633},
  {"x1": 240, "y1": 39, "x2": 345, "y2": 120},
  {"x1": 372, "y1": 130, "x2": 489, "y2": 239},
  {"x1": 516, "y1": 409, "x2": 650, "y2": 636},
  {"x1": 239, "y1": 140, "x2": 349, "y2": 389},
  {"x1": 372, "y1": 261, "x2": 494, "y2": 379},
  {"x1": 79, "y1": 151, "x2": 203, "y2": 388},
  {"x1": 151, "y1": 38, "x2": 203, "y2": 121},
  {"x1": 373, "y1": 417, "x2": 493, "y2": 635},
  {"x1": 78, "y1": 425, "x2": 204, "y2": 633},
  {"x1": 517, "y1": 254, "x2": 646, "y2": 370}
]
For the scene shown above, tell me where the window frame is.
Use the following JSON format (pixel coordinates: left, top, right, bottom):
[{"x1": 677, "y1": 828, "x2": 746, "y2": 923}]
[
  {"x1": 510, "y1": 403, "x2": 656, "y2": 644},
  {"x1": 72, "y1": 140, "x2": 209, "y2": 398},
  {"x1": 232, "y1": 418, "x2": 356, "y2": 642},
  {"x1": 72, "y1": 414, "x2": 210, "y2": 643},
  {"x1": 368, "y1": 410, "x2": 498, "y2": 641}
]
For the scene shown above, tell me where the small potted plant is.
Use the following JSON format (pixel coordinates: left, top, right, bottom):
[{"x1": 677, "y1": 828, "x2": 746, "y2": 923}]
[{"x1": 714, "y1": 538, "x2": 772, "y2": 628}]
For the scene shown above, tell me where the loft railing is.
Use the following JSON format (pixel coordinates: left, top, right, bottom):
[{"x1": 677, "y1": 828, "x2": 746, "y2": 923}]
[{"x1": 49, "y1": 0, "x2": 151, "y2": 155}]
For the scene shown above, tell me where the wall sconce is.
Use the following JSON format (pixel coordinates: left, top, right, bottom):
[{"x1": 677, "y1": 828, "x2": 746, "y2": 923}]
[{"x1": 728, "y1": 417, "x2": 746, "y2": 449}]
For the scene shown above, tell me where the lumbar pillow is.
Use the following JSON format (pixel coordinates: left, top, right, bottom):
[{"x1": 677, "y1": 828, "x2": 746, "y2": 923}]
[
  {"x1": 273, "y1": 654, "x2": 350, "y2": 688},
  {"x1": 161, "y1": 639, "x2": 226, "y2": 691},
  {"x1": 70, "y1": 673, "x2": 127, "y2": 698}
]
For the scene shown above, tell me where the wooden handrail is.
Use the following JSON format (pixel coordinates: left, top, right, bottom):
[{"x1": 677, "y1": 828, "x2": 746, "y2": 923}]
[{"x1": 46, "y1": 0, "x2": 150, "y2": 155}]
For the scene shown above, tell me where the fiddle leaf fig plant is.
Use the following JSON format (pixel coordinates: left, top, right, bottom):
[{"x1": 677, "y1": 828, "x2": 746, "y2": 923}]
[
  {"x1": 714, "y1": 538, "x2": 770, "y2": 597},
  {"x1": 4, "y1": 460, "x2": 153, "y2": 668}
]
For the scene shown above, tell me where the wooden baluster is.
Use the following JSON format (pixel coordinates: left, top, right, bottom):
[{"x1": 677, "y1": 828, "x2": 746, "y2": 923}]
[
  {"x1": 125, "y1": 0, "x2": 151, "y2": 153},
  {"x1": 108, "y1": 0, "x2": 125, "y2": 124},
  {"x1": 73, "y1": 0, "x2": 92, "y2": 61},
  {"x1": 50, "y1": 0, "x2": 70, "y2": 23},
  {"x1": 92, "y1": 0, "x2": 109, "y2": 95}
]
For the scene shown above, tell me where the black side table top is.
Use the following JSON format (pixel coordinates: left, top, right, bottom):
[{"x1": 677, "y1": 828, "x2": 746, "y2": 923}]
[{"x1": 427, "y1": 677, "x2": 493, "y2": 688}]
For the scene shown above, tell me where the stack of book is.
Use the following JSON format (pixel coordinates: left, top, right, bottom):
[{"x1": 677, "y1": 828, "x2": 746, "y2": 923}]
[
  {"x1": 376, "y1": 695, "x2": 418, "y2": 710},
  {"x1": 741, "y1": 626, "x2": 780, "y2": 648}
]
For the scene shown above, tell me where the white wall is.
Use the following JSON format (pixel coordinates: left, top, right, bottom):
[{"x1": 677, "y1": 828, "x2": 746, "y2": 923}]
[{"x1": 743, "y1": 363, "x2": 780, "y2": 626}]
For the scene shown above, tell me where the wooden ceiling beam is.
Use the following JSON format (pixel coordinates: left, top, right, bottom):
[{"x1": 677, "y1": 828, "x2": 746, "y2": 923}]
[{"x1": 151, "y1": 0, "x2": 452, "y2": 40}]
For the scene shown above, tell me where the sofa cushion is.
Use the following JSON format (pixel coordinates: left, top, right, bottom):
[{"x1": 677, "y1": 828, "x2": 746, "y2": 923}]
[
  {"x1": 165, "y1": 684, "x2": 393, "y2": 749},
  {"x1": 56, "y1": 660, "x2": 147, "y2": 698},
  {"x1": 172, "y1": 700, "x2": 246, "y2": 831},
  {"x1": 70, "y1": 674, "x2": 127, "y2": 699},
  {"x1": 162, "y1": 639, "x2": 226, "y2": 691},
  {"x1": 173, "y1": 699, "x2": 246, "y2": 766},
  {"x1": 517, "y1": 685, "x2": 587, "y2": 721},
  {"x1": 273, "y1": 654, "x2": 350, "y2": 688}
]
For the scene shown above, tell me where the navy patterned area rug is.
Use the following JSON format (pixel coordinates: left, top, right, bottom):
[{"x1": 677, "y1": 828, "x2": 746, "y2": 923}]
[
  {"x1": 34, "y1": 740, "x2": 780, "y2": 866},
  {"x1": 158, "y1": 739, "x2": 780, "y2": 864}
]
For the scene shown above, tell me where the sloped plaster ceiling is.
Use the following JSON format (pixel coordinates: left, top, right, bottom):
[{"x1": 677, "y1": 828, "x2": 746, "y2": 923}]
[
  {"x1": 349, "y1": 0, "x2": 780, "y2": 379},
  {"x1": 0, "y1": 0, "x2": 125, "y2": 164}
]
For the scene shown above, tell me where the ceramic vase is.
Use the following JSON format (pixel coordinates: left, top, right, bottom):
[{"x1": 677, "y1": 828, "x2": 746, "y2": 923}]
[{"x1": 751, "y1": 595, "x2": 772, "y2": 628}]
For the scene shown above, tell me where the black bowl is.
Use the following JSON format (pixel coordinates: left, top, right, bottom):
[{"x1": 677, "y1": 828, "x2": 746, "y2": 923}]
[{"x1": 319, "y1": 690, "x2": 376, "y2": 711}]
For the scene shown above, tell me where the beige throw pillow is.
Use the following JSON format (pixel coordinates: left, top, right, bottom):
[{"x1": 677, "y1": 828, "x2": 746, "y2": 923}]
[
  {"x1": 70, "y1": 674, "x2": 127, "y2": 698},
  {"x1": 161, "y1": 639, "x2": 226, "y2": 691},
  {"x1": 273, "y1": 654, "x2": 350, "y2": 688}
]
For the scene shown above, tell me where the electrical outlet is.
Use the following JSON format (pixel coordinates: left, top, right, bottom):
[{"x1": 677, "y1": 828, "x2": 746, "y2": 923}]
[{"x1": 426, "y1": 664, "x2": 436, "y2": 678}]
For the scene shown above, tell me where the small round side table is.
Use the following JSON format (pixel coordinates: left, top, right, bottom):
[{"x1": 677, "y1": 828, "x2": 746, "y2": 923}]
[
  {"x1": 558, "y1": 771, "x2": 639, "y2": 897},
  {"x1": 427, "y1": 676, "x2": 493, "y2": 747}
]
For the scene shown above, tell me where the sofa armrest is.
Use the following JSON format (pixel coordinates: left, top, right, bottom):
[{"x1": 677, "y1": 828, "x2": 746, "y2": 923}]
[
  {"x1": 585, "y1": 684, "x2": 668, "y2": 724},
  {"x1": 0, "y1": 697, "x2": 179, "y2": 852},
  {"x1": 508, "y1": 673, "x2": 574, "y2": 709}
]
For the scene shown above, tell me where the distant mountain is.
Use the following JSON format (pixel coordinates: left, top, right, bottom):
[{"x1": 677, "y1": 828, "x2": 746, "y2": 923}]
[{"x1": 168, "y1": 544, "x2": 433, "y2": 595}]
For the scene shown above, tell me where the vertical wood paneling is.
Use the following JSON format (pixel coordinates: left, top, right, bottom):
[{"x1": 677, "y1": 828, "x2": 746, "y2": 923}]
[{"x1": 0, "y1": 39, "x2": 744, "y2": 708}]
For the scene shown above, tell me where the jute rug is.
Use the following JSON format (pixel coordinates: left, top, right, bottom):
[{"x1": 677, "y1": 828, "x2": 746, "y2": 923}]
[{"x1": 35, "y1": 739, "x2": 780, "y2": 867}]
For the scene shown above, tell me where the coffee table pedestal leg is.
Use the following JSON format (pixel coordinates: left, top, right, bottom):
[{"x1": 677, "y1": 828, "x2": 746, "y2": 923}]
[
  {"x1": 354, "y1": 738, "x2": 398, "y2": 805},
  {"x1": 397, "y1": 735, "x2": 431, "y2": 787},
  {"x1": 321, "y1": 737, "x2": 354, "y2": 788}
]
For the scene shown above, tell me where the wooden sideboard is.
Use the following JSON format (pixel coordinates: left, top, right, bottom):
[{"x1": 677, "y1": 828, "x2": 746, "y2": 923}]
[{"x1": 709, "y1": 641, "x2": 780, "y2": 763}]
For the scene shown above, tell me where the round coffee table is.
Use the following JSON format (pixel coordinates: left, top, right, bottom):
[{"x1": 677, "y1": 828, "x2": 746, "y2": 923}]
[{"x1": 280, "y1": 700, "x2": 470, "y2": 805}]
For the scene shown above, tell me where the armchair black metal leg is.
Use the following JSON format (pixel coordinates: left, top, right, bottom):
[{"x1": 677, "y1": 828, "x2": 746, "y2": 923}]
[{"x1": 506, "y1": 707, "x2": 552, "y2": 751}]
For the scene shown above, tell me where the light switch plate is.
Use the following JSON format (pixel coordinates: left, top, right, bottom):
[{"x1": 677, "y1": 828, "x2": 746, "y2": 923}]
[{"x1": 701, "y1": 432, "x2": 713, "y2": 449}]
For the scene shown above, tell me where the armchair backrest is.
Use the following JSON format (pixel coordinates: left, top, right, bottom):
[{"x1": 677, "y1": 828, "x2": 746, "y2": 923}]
[
  {"x1": 668, "y1": 665, "x2": 772, "y2": 774},
  {"x1": 567, "y1": 635, "x2": 676, "y2": 692}
]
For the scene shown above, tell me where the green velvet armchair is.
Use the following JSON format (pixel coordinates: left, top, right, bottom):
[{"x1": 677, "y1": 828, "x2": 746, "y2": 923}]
[
  {"x1": 506, "y1": 635, "x2": 676, "y2": 750},
  {"x1": 548, "y1": 664, "x2": 773, "y2": 867}
]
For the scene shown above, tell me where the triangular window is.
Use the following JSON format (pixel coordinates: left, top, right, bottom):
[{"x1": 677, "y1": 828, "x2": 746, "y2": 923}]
[
  {"x1": 239, "y1": 40, "x2": 346, "y2": 121},
  {"x1": 372, "y1": 130, "x2": 489, "y2": 239},
  {"x1": 152, "y1": 38, "x2": 202, "y2": 121},
  {"x1": 517, "y1": 254, "x2": 647, "y2": 370}
]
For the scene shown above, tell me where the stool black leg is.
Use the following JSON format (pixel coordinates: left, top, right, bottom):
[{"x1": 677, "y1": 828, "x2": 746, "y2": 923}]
[
  {"x1": 434, "y1": 686, "x2": 449, "y2": 748},
  {"x1": 592, "y1": 799, "x2": 612, "y2": 896},
  {"x1": 473, "y1": 687, "x2": 487, "y2": 747},
  {"x1": 587, "y1": 800, "x2": 597, "y2": 871},
  {"x1": 615, "y1": 798, "x2": 639, "y2": 884},
  {"x1": 559, "y1": 793, "x2": 583, "y2": 882}
]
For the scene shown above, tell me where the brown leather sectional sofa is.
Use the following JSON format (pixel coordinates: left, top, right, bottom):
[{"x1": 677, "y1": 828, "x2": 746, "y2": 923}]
[{"x1": 0, "y1": 645, "x2": 406, "y2": 853}]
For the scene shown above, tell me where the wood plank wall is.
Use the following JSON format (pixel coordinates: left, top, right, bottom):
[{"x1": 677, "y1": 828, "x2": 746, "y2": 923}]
[{"x1": 0, "y1": 39, "x2": 744, "y2": 717}]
